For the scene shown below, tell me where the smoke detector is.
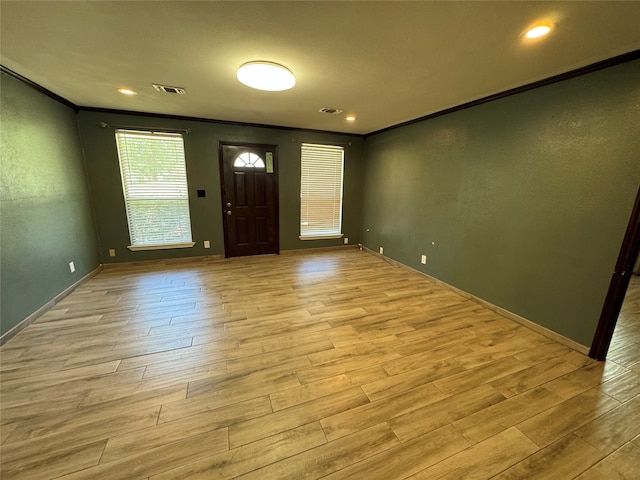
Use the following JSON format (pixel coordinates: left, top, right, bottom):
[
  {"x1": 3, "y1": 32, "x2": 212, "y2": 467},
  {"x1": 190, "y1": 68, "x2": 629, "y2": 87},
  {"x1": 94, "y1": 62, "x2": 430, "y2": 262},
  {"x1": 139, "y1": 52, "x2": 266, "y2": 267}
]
[
  {"x1": 319, "y1": 107, "x2": 344, "y2": 114},
  {"x1": 153, "y1": 84, "x2": 187, "y2": 94}
]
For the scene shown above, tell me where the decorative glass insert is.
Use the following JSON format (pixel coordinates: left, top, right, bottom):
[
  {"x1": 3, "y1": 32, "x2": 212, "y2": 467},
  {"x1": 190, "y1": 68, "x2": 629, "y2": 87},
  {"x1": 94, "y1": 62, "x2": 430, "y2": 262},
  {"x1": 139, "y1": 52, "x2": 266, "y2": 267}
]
[{"x1": 233, "y1": 152, "x2": 265, "y2": 168}]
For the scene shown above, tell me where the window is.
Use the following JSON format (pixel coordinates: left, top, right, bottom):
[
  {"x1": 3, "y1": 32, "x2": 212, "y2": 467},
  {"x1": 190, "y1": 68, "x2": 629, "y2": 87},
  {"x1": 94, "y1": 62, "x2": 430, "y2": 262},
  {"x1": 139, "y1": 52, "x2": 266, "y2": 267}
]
[
  {"x1": 234, "y1": 152, "x2": 265, "y2": 168},
  {"x1": 300, "y1": 143, "x2": 344, "y2": 239},
  {"x1": 115, "y1": 130, "x2": 194, "y2": 250}
]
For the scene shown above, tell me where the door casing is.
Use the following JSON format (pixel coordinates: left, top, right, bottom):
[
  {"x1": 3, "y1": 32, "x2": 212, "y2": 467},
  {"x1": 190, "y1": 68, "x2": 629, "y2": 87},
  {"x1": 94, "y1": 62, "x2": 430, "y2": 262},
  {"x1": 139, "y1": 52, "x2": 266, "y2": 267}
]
[
  {"x1": 589, "y1": 185, "x2": 640, "y2": 360},
  {"x1": 218, "y1": 142, "x2": 279, "y2": 258}
]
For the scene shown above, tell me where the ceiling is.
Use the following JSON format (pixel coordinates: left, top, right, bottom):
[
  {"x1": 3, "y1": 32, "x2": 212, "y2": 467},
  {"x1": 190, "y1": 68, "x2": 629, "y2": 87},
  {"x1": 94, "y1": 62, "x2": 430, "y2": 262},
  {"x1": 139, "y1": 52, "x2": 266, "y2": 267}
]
[{"x1": 1, "y1": 1, "x2": 639, "y2": 135}]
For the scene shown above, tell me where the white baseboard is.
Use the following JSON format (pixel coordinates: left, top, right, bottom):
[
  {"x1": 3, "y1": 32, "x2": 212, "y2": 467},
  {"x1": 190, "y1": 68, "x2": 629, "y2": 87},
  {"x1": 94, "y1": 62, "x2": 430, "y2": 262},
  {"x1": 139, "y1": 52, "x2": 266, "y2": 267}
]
[
  {"x1": 281, "y1": 245, "x2": 358, "y2": 256},
  {"x1": 362, "y1": 247, "x2": 590, "y2": 355},
  {"x1": 100, "y1": 254, "x2": 225, "y2": 269}
]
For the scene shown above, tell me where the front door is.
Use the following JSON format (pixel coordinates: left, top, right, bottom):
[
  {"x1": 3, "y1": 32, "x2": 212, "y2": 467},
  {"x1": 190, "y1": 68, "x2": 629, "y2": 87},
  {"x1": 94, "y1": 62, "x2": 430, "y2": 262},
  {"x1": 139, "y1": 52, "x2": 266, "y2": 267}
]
[{"x1": 219, "y1": 142, "x2": 279, "y2": 257}]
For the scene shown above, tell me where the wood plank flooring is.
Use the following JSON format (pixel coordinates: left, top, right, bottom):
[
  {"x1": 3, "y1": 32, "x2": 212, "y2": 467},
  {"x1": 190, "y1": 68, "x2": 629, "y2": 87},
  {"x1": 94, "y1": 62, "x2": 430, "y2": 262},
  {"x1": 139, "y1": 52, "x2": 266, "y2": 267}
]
[{"x1": 1, "y1": 249, "x2": 639, "y2": 479}]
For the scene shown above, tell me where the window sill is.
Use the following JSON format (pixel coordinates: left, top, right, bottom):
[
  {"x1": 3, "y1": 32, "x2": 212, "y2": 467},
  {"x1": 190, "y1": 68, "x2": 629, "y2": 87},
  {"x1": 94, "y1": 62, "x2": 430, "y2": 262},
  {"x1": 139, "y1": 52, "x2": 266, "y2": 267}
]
[
  {"x1": 299, "y1": 234, "x2": 344, "y2": 241},
  {"x1": 127, "y1": 242, "x2": 196, "y2": 251}
]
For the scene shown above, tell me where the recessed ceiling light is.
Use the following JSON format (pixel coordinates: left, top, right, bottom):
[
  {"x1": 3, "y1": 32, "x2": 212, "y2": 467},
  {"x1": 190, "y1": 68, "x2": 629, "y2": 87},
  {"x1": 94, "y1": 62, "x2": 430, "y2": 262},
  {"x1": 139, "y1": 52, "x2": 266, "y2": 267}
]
[
  {"x1": 237, "y1": 61, "x2": 296, "y2": 91},
  {"x1": 117, "y1": 88, "x2": 137, "y2": 95},
  {"x1": 345, "y1": 115, "x2": 357, "y2": 122},
  {"x1": 525, "y1": 25, "x2": 552, "y2": 39}
]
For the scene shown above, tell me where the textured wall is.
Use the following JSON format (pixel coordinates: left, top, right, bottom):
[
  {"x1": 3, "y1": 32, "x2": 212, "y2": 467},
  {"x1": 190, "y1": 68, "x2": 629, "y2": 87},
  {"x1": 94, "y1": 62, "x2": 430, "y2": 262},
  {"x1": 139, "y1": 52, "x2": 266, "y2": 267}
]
[
  {"x1": 0, "y1": 73, "x2": 100, "y2": 335},
  {"x1": 362, "y1": 59, "x2": 640, "y2": 346},
  {"x1": 77, "y1": 111, "x2": 364, "y2": 263}
]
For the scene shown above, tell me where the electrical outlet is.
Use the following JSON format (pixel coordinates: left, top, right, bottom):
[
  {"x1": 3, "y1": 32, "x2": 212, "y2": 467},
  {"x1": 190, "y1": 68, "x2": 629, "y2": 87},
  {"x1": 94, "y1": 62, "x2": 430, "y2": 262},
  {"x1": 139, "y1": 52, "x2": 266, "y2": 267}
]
[
  {"x1": 379, "y1": 247, "x2": 384, "y2": 255},
  {"x1": 343, "y1": 238, "x2": 349, "y2": 245},
  {"x1": 421, "y1": 255, "x2": 427, "y2": 265},
  {"x1": 204, "y1": 240, "x2": 210, "y2": 249},
  {"x1": 109, "y1": 249, "x2": 116, "y2": 257},
  {"x1": 69, "y1": 261, "x2": 75, "y2": 273}
]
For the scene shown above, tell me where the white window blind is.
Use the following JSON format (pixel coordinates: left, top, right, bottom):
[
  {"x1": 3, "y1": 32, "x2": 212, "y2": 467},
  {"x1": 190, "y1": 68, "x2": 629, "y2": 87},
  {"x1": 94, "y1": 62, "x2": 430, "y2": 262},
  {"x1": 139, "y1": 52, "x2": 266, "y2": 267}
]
[
  {"x1": 300, "y1": 143, "x2": 344, "y2": 239},
  {"x1": 115, "y1": 130, "x2": 193, "y2": 249}
]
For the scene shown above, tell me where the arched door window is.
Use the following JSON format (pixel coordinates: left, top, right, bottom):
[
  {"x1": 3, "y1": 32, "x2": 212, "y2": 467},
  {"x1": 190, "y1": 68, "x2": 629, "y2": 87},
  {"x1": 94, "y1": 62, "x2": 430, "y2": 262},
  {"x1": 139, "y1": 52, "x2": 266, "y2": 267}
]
[{"x1": 233, "y1": 152, "x2": 265, "y2": 168}]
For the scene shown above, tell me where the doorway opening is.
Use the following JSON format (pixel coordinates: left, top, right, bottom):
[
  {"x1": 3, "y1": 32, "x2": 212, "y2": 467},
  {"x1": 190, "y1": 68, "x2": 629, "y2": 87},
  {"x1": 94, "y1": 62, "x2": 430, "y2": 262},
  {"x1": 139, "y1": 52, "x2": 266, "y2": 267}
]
[{"x1": 589, "y1": 185, "x2": 640, "y2": 360}]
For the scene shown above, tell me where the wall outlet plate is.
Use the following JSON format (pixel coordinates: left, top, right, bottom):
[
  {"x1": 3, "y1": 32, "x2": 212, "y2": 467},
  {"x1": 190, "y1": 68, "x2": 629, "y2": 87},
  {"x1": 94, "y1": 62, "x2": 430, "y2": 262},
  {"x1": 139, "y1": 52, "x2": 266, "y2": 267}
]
[
  {"x1": 379, "y1": 247, "x2": 384, "y2": 255},
  {"x1": 109, "y1": 249, "x2": 116, "y2": 257},
  {"x1": 69, "y1": 261, "x2": 75, "y2": 273},
  {"x1": 344, "y1": 237, "x2": 349, "y2": 244},
  {"x1": 204, "y1": 240, "x2": 210, "y2": 248},
  {"x1": 421, "y1": 255, "x2": 427, "y2": 264}
]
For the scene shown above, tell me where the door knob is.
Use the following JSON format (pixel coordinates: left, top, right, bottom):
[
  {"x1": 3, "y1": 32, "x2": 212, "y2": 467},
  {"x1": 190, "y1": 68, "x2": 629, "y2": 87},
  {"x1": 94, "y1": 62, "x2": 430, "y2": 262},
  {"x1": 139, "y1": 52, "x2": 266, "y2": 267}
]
[
  {"x1": 226, "y1": 202, "x2": 232, "y2": 207},
  {"x1": 226, "y1": 210, "x2": 232, "y2": 215}
]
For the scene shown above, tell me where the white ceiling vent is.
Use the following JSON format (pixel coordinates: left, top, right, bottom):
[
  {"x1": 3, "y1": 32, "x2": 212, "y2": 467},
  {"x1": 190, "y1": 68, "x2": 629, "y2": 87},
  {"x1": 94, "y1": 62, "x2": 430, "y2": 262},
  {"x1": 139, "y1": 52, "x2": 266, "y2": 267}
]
[
  {"x1": 319, "y1": 107, "x2": 343, "y2": 114},
  {"x1": 153, "y1": 84, "x2": 187, "y2": 94}
]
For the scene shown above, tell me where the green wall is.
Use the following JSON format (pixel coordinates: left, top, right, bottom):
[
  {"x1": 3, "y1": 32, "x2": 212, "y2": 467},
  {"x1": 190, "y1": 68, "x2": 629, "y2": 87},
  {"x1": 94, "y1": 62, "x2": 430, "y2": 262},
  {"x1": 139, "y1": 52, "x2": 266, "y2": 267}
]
[
  {"x1": 1, "y1": 73, "x2": 100, "y2": 336},
  {"x1": 4, "y1": 57, "x2": 638, "y2": 348},
  {"x1": 76, "y1": 111, "x2": 364, "y2": 263},
  {"x1": 362, "y1": 59, "x2": 640, "y2": 347}
]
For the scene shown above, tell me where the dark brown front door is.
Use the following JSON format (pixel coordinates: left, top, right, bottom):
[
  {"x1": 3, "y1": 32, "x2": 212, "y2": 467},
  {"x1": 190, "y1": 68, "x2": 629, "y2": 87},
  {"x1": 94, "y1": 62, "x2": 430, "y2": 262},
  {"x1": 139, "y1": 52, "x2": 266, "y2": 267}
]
[{"x1": 219, "y1": 142, "x2": 279, "y2": 258}]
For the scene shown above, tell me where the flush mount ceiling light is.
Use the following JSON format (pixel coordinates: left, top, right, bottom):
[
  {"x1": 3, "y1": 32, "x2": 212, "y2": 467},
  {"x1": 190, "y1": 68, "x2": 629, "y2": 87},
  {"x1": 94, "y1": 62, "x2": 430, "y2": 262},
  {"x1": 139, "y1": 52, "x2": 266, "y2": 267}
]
[
  {"x1": 345, "y1": 115, "x2": 357, "y2": 122},
  {"x1": 524, "y1": 24, "x2": 552, "y2": 39},
  {"x1": 237, "y1": 61, "x2": 296, "y2": 91},
  {"x1": 117, "y1": 88, "x2": 137, "y2": 95}
]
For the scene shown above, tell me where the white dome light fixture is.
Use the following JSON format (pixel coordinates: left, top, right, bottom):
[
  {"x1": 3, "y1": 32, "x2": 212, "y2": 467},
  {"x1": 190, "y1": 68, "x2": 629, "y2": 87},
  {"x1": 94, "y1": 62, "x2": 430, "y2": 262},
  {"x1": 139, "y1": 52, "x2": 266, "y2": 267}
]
[
  {"x1": 237, "y1": 61, "x2": 296, "y2": 91},
  {"x1": 525, "y1": 24, "x2": 552, "y2": 39}
]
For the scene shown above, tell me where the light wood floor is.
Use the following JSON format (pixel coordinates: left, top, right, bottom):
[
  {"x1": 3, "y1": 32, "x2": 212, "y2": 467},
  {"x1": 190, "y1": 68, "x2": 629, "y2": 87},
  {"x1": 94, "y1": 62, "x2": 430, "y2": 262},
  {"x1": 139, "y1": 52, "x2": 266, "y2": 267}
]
[{"x1": 1, "y1": 249, "x2": 639, "y2": 479}]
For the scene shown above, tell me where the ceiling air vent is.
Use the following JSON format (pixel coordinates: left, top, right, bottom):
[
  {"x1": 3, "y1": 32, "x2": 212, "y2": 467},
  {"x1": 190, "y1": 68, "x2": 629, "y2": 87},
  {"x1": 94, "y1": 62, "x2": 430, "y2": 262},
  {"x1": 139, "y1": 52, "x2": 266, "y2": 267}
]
[
  {"x1": 153, "y1": 84, "x2": 187, "y2": 94},
  {"x1": 319, "y1": 107, "x2": 344, "y2": 114}
]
